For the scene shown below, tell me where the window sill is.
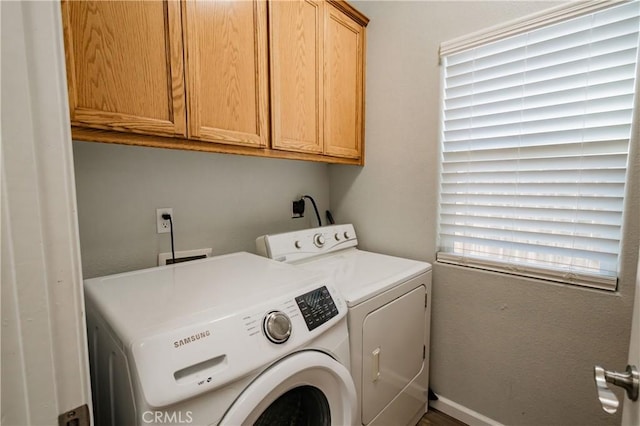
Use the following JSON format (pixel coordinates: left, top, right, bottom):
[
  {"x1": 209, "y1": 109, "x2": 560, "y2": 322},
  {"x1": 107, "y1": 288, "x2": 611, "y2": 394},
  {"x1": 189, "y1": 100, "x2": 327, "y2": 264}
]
[{"x1": 436, "y1": 253, "x2": 617, "y2": 292}]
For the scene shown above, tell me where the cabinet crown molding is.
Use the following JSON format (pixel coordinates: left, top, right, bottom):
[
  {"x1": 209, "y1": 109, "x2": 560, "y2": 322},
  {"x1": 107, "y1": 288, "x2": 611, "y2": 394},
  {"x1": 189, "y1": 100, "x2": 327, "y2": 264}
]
[{"x1": 327, "y1": 0, "x2": 369, "y2": 26}]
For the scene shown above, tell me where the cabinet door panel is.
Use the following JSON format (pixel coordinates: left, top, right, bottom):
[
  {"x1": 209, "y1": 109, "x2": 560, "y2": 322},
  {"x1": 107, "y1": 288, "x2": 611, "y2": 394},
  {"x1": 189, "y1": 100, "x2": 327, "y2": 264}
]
[
  {"x1": 324, "y1": 5, "x2": 364, "y2": 159},
  {"x1": 270, "y1": 0, "x2": 324, "y2": 154},
  {"x1": 184, "y1": 0, "x2": 269, "y2": 147},
  {"x1": 62, "y1": 1, "x2": 186, "y2": 137}
]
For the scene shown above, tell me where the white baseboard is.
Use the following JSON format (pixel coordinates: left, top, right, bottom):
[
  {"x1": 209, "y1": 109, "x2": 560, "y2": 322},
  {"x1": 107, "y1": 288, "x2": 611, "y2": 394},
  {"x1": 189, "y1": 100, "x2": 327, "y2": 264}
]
[{"x1": 429, "y1": 396, "x2": 504, "y2": 426}]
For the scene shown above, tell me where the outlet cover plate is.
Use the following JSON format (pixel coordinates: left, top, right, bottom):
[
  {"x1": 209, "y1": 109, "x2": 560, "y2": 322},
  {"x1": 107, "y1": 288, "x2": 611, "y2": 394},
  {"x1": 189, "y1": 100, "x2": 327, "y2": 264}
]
[{"x1": 156, "y1": 208, "x2": 173, "y2": 234}]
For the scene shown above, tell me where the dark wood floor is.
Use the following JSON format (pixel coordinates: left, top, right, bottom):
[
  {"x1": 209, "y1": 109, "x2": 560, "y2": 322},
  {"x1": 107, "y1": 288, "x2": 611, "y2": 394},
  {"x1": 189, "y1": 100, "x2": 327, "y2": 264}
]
[{"x1": 416, "y1": 408, "x2": 468, "y2": 426}]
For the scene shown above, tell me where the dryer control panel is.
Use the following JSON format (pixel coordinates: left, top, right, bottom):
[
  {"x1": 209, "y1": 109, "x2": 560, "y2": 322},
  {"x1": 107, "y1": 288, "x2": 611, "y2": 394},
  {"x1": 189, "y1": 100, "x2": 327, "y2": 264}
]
[
  {"x1": 295, "y1": 286, "x2": 339, "y2": 331},
  {"x1": 256, "y1": 224, "x2": 358, "y2": 263}
]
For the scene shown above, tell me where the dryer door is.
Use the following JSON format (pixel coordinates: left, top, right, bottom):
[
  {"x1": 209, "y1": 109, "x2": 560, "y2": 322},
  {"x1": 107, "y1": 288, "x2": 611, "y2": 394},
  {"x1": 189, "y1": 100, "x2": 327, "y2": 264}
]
[
  {"x1": 361, "y1": 285, "x2": 426, "y2": 424},
  {"x1": 220, "y1": 350, "x2": 357, "y2": 426}
]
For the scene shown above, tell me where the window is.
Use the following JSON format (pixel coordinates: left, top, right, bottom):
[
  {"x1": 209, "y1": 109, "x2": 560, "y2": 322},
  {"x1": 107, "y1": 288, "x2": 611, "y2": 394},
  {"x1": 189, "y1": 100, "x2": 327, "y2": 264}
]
[{"x1": 438, "y1": 1, "x2": 640, "y2": 290}]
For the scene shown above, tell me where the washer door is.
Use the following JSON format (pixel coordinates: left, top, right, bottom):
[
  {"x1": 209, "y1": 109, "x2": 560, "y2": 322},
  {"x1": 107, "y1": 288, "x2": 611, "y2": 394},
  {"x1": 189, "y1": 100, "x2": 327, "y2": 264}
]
[{"x1": 220, "y1": 351, "x2": 357, "y2": 426}]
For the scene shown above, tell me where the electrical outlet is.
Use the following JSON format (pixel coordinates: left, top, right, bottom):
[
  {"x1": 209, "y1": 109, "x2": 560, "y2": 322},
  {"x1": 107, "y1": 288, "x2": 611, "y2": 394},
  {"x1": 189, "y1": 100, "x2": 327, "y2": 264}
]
[{"x1": 156, "y1": 208, "x2": 173, "y2": 234}]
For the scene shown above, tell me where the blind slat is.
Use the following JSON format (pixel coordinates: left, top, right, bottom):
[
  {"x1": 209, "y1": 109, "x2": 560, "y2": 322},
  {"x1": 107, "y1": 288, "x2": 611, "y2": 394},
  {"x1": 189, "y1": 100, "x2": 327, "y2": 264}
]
[
  {"x1": 442, "y1": 142, "x2": 630, "y2": 157},
  {"x1": 442, "y1": 125, "x2": 633, "y2": 150},
  {"x1": 444, "y1": 111, "x2": 633, "y2": 141},
  {"x1": 440, "y1": 233, "x2": 623, "y2": 256},
  {"x1": 440, "y1": 205, "x2": 623, "y2": 224},
  {"x1": 440, "y1": 194, "x2": 624, "y2": 211},
  {"x1": 440, "y1": 217, "x2": 622, "y2": 239}
]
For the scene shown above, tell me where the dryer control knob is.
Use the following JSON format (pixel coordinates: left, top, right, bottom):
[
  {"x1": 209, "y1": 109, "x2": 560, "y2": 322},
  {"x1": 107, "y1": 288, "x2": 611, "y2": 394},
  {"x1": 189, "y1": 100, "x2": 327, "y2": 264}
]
[
  {"x1": 314, "y1": 234, "x2": 325, "y2": 248},
  {"x1": 263, "y1": 311, "x2": 291, "y2": 344}
]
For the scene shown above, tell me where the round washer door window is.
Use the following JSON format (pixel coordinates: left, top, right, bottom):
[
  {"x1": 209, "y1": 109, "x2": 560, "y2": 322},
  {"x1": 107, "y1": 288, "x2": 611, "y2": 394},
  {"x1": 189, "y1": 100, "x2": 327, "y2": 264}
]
[
  {"x1": 220, "y1": 351, "x2": 357, "y2": 426},
  {"x1": 254, "y1": 385, "x2": 330, "y2": 425}
]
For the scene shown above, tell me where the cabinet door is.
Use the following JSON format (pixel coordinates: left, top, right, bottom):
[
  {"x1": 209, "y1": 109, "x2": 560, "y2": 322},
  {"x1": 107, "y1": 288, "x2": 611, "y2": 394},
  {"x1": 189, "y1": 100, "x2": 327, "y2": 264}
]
[
  {"x1": 324, "y1": 4, "x2": 365, "y2": 159},
  {"x1": 183, "y1": 0, "x2": 269, "y2": 147},
  {"x1": 62, "y1": 1, "x2": 186, "y2": 137},
  {"x1": 270, "y1": 0, "x2": 324, "y2": 154}
]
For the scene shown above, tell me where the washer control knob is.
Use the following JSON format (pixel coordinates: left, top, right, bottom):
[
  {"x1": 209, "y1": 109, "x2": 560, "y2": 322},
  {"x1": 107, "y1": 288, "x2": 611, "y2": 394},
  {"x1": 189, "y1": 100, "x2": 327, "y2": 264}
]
[
  {"x1": 294, "y1": 240, "x2": 302, "y2": 249},
  {"x1": 343, "y1": 231, "x2": 351, "y2": 240},
  {"x1": 334, "y1": 233, "x2": 341, "y2": 241},
  {"x1": 263, "y1": 311, "x2": 291, "y2": 344},
  {"x1": 314, "y1": 233, "x2": 325, "y2": 247}
]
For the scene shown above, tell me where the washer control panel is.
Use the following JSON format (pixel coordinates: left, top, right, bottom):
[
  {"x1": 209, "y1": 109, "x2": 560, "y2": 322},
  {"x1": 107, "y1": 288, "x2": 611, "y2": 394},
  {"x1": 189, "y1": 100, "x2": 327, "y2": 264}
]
[
  {"x1": 295, "y1": 286, "x2": 339, "y2": 331},
  {"x1": 132, "y1": 281, "x2": 347, "y2": 408}
]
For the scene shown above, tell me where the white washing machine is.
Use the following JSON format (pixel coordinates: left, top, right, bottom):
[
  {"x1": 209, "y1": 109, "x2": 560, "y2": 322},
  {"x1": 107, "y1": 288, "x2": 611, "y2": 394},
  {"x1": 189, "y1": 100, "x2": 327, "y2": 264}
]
[
  {"x1": 84, "y1": 252, "x2": 357, "y2": 425},
  {"x1": 256, "y1": 224, "x2": 432, "y2": 426}
]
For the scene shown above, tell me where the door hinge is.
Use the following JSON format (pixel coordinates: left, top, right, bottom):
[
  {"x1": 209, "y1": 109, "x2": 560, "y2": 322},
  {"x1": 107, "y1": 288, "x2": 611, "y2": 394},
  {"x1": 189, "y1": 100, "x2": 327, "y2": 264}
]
[{"x1": 58, "y1": 404, "x2": 90, "y2": 426}]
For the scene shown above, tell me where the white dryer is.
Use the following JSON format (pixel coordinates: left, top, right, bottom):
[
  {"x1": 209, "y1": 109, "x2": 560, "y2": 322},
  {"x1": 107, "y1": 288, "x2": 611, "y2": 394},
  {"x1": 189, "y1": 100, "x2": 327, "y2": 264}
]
[
  {"x1": 84, "y1": 252, "x2": 357, "y2": 425},
  {"x1": 257, "y1": 224, "x2": 432, "y2": 426}
]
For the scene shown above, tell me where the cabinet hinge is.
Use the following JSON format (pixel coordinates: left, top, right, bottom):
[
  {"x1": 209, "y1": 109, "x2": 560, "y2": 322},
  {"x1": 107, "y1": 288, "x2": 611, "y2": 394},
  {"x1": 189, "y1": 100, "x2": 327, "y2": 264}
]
[
  {"x1": 423, "y1": 345, "x2": 426, "y2": 360},
  {"x1": 425, "y1": 293, "x2": 428, "y2": 308},
  {"x1": 58, "y1": 404, "x2": 90, "y2": 426}
]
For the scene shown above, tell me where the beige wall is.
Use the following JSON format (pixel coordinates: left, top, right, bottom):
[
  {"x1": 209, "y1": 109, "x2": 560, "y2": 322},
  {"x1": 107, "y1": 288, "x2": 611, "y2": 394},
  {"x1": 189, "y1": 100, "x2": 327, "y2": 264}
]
[
  {"x1": 329, "y1": 1, "x2": 639, "y2": 425},
  {"x1": 73, "y1": 142, "x2": 330, "y2": 278}
]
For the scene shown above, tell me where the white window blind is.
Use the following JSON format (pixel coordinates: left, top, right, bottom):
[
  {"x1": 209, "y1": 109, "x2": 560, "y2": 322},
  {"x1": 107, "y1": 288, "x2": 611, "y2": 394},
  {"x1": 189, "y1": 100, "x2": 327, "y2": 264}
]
[{"x1": 438, "y1": 1, "x2": 640, "y2": 290}]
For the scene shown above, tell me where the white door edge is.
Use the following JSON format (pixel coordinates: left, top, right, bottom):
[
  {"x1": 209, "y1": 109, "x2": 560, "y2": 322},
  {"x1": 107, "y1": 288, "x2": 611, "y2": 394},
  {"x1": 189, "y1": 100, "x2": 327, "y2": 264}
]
[
  {"x1": 621, "y1": 245, "x2": 640, "y2": 425},
  {"x1": 1, "y1": 1, "x2": 92, "y2": 424}
]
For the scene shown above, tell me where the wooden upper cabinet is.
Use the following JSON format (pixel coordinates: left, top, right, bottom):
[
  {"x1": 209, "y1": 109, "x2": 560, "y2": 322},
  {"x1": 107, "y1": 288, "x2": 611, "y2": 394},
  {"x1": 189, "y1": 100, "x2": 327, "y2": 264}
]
[
  {"x1": 269, "y1": 0, "x2": 367, "y2": 161},
  {"x1": 269, "y1": 0, "x2": 324, "y2": 154},
  {"x1": 62, "y1": 0, "x2": 367, "y2": 164},
  {"x1": 182, "y1": 0, "x2": 269, "y2": 148},
  {"x1": 61, "y1": 1, "x2": 186, "y2": 137},
  {"x1": 324, "y1": 2, "x2": 366, "y2": 159}
]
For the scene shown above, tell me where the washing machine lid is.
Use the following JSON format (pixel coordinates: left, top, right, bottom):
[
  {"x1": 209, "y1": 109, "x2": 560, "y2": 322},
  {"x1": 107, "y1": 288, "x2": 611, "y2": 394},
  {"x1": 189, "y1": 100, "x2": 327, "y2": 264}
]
[
  {"x1": 84, "y1": 252, "x2": 330, "y2": 340},
  {"x1": 220, "y1": 351, "x2": 357, "y2": 426},
  {"x1": 295, "y1": 248, "x2": 431, "y2": 306}
]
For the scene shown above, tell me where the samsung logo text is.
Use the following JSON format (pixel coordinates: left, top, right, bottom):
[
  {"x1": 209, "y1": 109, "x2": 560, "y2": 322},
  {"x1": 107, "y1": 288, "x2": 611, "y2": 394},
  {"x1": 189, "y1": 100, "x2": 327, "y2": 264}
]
[{"x1": 173, "y1": 330, "x2": 210, "y2": 348}]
